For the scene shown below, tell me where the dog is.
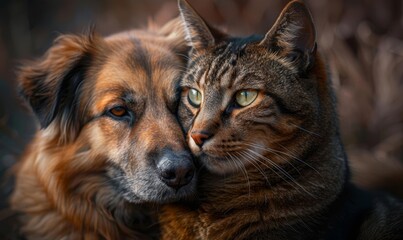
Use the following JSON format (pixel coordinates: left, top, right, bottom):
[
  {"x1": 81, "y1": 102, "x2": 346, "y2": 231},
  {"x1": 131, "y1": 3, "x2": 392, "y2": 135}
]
[{"x1": 10, "y1": 18, "x2": 196, "y2": 239}]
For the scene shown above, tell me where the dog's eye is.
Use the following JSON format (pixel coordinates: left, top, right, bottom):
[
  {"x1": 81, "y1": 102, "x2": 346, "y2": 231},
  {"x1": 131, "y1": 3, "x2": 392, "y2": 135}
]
[{"x1": 109, "y1": 106, "x2": 128, "y2": 118}]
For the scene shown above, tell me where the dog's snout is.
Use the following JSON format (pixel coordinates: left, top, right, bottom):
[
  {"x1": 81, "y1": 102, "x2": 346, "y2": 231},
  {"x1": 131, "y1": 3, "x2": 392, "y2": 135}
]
[{"x1": 156, "y1": 152, "x2": 195, "y2": 190}]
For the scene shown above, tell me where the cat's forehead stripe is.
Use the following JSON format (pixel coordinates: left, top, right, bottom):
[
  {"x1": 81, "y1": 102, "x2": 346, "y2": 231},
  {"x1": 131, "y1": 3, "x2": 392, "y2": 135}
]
[
  {"x1": 203, "y1": 44, "x2": 237, "y2": 87},
  {"x1": 184, "y1": 62, "x2": 205, "y2": 87},
  {"x1": 219, "y1": 66, "x2": 237, "y2": 89},
  {"x1": 205, "y1": 46, "x2": 232, "y2": 85},
  {"x1": 199, "y1": 70, "x2": 207, "y2": 87},
  {"x1": 186, "y1": 38, "x2": 298, "y2": 91},
  {"x1": 221, "y1": 89, "x2": 233, "y2": 110}
]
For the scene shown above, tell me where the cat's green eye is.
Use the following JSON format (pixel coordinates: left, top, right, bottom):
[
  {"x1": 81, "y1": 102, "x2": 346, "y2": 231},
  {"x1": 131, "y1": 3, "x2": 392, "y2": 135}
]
[
  {"x1": 235, "y1": 90, "x2": 258, "y2": 107},
  {"x1": 188, "y1": 88, "x2": 202, "y2": 107}
]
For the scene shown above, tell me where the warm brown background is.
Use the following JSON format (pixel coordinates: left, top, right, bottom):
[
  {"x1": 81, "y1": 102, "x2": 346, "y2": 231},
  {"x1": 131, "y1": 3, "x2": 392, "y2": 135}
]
[{"x1": 0, "y1": 0, "x2": 402, "y2": 237}]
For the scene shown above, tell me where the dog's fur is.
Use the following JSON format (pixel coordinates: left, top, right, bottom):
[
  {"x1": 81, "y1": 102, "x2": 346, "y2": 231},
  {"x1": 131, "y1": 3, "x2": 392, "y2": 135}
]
[{"x1": 10, "y1": 19, "x2": 196, "y2": 239}]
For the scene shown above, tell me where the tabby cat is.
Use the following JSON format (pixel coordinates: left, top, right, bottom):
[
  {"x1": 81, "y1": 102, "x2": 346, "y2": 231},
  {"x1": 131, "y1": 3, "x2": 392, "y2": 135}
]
[{"x1": 160, "y1": 0, "x2": 403, "y2": 239}]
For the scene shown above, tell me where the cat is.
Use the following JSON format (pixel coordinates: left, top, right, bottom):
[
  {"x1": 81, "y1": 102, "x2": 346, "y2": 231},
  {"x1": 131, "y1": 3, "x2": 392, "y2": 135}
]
[{"x1": 160, "y1": 0, "x2": 403, "y2": 239}]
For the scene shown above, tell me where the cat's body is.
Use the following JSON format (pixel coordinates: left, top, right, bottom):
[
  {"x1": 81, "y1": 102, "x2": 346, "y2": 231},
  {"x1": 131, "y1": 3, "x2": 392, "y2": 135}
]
[{"x1": 160, "y1": 1, "x2": 403, "y2": 239}]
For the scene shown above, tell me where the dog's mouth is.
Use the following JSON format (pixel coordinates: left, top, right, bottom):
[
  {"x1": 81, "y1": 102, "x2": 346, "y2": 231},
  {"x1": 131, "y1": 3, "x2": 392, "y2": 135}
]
[{"x1": 107, "y1": 164, "x2": 197, "y2": 204}]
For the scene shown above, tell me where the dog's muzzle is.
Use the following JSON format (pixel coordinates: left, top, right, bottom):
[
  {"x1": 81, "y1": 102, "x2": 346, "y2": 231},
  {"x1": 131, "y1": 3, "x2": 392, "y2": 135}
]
[{"x1": 156, "y1": 151, "x2": 195, "y2": 190}]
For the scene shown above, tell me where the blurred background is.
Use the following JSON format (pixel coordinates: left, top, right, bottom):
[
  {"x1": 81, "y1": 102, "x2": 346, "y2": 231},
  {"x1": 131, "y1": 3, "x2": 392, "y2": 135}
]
[{"x1": 0, "y1": 0, "x2": 402, "y2": 237}]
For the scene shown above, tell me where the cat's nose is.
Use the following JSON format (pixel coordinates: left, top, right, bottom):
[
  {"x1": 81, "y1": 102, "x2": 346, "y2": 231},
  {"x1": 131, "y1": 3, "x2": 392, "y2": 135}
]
[{"x1": 190, "y1": 131, "x2": 210, "y2": 147}]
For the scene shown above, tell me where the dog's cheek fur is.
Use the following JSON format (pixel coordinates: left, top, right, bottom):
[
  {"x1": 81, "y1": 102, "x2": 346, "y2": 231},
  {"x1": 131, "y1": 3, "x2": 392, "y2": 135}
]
[
  {"x1": 12, "y1": 129, "x2": 149, "y2": 239},
  {"x1": 18, "y1": 34, "x2": 104, "y2": 143},
  {"x1": 12, "y1": 36, "x2": 140, "y2": 238}
]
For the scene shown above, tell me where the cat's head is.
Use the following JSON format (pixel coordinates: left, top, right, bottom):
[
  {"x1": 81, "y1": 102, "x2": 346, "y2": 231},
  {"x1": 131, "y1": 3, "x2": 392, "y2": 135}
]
[{"x1": 178, "y1": 0, "x2": 336, "y2": 175}]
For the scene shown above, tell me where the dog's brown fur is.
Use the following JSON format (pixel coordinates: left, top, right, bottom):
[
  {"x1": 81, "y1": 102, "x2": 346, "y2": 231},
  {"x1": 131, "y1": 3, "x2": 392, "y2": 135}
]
[{"x1": 11, "y1": 19, "x2": 195, "y2": 239}]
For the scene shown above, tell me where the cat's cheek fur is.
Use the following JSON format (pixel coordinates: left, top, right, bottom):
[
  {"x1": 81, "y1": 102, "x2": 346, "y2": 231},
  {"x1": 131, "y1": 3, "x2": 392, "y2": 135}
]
[{"x1": 187, "y1": 136, "x2": 238, "y2": 174}]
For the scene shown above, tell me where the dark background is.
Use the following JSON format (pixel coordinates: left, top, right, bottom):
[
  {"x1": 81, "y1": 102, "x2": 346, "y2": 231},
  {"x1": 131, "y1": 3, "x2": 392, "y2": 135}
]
[{"x1": 0, "y1": 0, "x2": 402, "y2": 237}]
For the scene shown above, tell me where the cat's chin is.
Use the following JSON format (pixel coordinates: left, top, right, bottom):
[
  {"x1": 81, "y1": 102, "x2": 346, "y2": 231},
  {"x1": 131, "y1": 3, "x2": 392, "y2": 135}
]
[
  {"x1": 199, "y1": 153, "x2": 241, "y2": 175},
  {"x1": 190, "y1": 145, "x2": 246, "y2": 175}
]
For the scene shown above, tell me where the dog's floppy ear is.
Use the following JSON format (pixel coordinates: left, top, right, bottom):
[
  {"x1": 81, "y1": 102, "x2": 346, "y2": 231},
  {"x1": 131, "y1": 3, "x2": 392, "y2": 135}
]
[
  {"x1": 18, "y1": 33, "x2": 103, "y2": 141},
  {"x1": 157, "y1": 17, "x2": 190, "y2": 58}
]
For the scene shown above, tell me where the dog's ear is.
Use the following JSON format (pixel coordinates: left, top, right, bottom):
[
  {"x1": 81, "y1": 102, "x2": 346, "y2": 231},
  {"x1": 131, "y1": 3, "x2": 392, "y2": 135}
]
[
  {"x1": 18, "y1": 33, "x2": 103, "y2": 141},
  {"x1": 157, "y1": 17, "x2": 190, "y2": 58},
  {"x1": 178, "y1": 0, "x2": 227, "y2": 53},
  {"x1": 259, "y1": 0, "x2": 316, "y2": 71}
]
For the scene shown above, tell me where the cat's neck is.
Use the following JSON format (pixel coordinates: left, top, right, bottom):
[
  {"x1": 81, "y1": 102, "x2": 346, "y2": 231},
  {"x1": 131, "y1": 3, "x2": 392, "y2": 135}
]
[{"x1": 196, "y1": 135, "x2": 346, "y2": 238}]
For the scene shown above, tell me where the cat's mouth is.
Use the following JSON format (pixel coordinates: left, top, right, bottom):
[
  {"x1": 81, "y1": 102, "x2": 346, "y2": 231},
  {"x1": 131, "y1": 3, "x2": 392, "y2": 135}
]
[
  {"x1": 192, "y1": 146, "x2": 243, "y2": 158},
  {"x1": 189, "y1": 143, "x2": 229, "y2": 159},
  {"x1": 197, "y1": 151, "x2": 246, "y2": 175},
  {"x1": 190, "y1": 147, "x2": 220, "y2": 158},
  {"x1": 188, "y1": 137, "x2": 251, "y2": 174},
  {"x1": 191, "y1": 141, "x2": 269, "y2": 175},
  {"x1": 190, "y1": 141, "x2": 246, "y2": 157}
]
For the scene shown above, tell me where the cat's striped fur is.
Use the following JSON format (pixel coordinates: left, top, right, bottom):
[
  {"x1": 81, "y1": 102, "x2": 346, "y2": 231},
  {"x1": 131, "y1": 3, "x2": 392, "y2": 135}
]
[{"x1": 160, "y1": 1, "x2": 403, "y2": 239}]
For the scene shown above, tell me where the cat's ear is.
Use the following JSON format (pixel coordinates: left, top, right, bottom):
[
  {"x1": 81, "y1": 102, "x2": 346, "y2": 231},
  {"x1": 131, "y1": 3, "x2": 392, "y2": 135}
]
[
  {"x1": 260, "y1": 0, "x2": 316, "y2": 68},
  {"x1": 178, "y1": 0, "x2": 226, "y2": 52}
]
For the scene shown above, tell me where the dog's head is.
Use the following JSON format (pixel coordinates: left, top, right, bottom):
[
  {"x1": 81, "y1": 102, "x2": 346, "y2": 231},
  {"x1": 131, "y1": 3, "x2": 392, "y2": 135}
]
[{"x1": 18, "y1": 19, "x2": 197, "y2": 203}]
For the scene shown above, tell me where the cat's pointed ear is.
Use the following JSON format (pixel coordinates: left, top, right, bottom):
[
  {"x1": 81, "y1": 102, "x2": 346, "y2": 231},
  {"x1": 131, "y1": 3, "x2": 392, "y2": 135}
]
[
  {"x1": 260, "y1": 0, "x2": 316, "y2": 66},
  {"x1": 178, "y1": 0, "x2": 226, "y2": 52}
]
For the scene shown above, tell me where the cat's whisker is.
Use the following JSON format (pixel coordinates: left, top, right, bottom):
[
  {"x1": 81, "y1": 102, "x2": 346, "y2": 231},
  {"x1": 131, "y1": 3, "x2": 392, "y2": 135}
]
[
  {"x1": 246, "y1": 149, "x2": 315, "y2": 198},
  {"x1": 243, "y1": 142, "x2": 302, "y2": 177},
  {"x1": 223, "y1": 153, "x2": 240, "y2": 181},
  {"x1": 232, "y1": 151, "x2": 252, "y2": 197},
  {"x1": 243, "y1": 142, "x2": 320, "y2": 175},
  {"x1": 243, "y1": 149, "x2": 307, "y2": 196},
  {"x1": 274, "y1": 142, "x2": 321, "y2": 176},
  {"x1": 227, "y1": 152, "x2": 251, "y2": 197},
  {"x1": 287, "y1": 122, "x2": 322, "y2": 137},
  {"x1": 238, "y1": 150, "x2": 270, "y2": 186},
  {"x1": 244, "y1": 149, "x2": 295, "y2": 187}
]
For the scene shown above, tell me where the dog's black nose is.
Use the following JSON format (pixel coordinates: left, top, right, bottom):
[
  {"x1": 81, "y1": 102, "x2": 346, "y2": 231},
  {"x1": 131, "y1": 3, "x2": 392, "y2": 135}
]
[{"x1": 156, "y1": 152, "x2": 195, "y2": 189}]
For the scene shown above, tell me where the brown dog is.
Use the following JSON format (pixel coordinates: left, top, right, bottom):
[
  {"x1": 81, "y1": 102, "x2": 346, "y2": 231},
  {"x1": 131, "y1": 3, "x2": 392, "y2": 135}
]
[{"x1": 10, "y1": 18, "x2": 196, "y2": 239}]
